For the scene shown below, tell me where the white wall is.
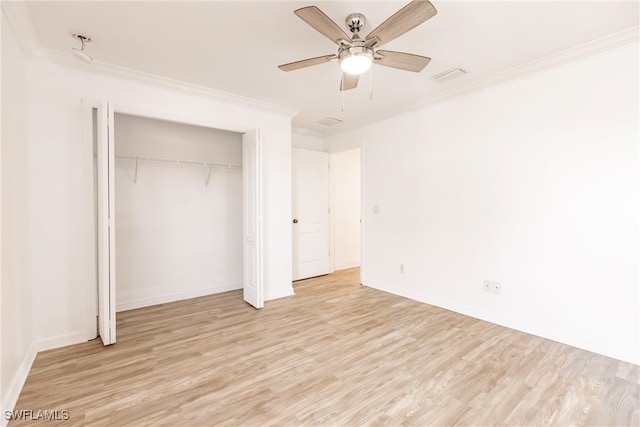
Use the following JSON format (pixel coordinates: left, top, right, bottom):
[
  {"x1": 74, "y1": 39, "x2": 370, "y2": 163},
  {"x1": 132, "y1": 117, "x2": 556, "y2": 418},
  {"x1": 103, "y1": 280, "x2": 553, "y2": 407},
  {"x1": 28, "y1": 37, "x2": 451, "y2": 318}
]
[
  {"x1": 24, "y1": 59, "x2": 294, "y2": 351},
  {"x1": 292, "y1": 132, "x2": 325, "y2": 151},
  {"x1": 114, "y1": 114, "x2": 243, "y2": 311},
  {"x1": 1, "y1": 10, "x2": 35, "y2": 419},
  {"x1": 325, "y1": 42, "x2": 640, "y2": 365},
  {"x1": 330, "y1": 149, "x2": 361, "y2": 270}
]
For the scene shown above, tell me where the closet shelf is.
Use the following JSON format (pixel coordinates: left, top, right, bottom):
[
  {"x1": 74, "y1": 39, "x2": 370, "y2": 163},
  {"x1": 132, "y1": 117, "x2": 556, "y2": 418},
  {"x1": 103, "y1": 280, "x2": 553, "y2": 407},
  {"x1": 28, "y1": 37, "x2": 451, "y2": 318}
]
[
  {"x1": 116, "y1": 155, "x2": 241, "y2": 170},
  {"x1": 115, "y1": 155, "x2": 241, "y2": 186}
]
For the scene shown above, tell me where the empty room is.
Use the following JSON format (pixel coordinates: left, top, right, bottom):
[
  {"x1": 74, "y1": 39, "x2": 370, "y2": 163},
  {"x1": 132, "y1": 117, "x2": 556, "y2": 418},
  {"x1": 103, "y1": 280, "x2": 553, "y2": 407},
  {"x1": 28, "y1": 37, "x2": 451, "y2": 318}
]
[{"x1": 1, "y1": 0, "x2": 638, "y2": 426}]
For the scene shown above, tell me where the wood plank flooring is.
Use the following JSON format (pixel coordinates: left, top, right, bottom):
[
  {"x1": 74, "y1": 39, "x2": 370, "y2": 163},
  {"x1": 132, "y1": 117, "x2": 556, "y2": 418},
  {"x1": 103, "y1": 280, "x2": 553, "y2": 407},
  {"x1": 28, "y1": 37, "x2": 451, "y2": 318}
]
[{"x1": 11, "y1": 268, "x2": 640, "y2": 426}]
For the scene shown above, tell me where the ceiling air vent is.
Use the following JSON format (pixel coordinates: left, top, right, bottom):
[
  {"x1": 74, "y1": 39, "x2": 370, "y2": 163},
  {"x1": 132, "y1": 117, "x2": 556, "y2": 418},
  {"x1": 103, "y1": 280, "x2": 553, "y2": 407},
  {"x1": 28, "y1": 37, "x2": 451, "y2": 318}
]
[
  {"x1": 318, "y1": 117, "x2": 343, "y2": 126},
  {"x1": 431, "y1": 67, "x2": 468, "y2": 82}
]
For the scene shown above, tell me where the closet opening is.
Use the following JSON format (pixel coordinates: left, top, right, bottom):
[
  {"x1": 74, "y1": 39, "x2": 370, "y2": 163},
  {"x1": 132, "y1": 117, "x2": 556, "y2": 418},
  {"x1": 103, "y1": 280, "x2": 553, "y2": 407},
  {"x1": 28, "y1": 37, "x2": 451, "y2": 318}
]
[
  {"x1": 88, "y1": 105, "x2": 262, "y2": 344},
  {"x1": 113, "y1": 113, "x2": 244, "y2": 311}
]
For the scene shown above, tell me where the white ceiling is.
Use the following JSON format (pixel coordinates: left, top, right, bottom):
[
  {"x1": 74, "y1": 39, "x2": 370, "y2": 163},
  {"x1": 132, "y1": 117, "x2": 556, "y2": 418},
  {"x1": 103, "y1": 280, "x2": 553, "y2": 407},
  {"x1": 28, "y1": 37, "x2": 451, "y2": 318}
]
[{"x1": 23, "y1": 1, "x2": 640, "y2": 134}]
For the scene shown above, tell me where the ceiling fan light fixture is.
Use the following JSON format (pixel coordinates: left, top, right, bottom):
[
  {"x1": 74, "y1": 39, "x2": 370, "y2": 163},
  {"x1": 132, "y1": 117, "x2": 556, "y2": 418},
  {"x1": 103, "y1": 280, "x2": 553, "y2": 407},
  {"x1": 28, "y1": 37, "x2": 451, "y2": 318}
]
[
  {"x1": 339, "y1": 46, "x2": 373, "y2": 75},
  {"x1": 72, "y1": 48, "x2": 93, "y2": 63}
]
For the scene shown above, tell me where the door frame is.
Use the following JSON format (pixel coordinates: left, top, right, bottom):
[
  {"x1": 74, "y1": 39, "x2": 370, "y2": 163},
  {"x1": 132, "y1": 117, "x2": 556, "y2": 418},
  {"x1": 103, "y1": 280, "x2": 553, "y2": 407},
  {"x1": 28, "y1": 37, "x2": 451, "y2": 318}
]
[{"x1": 82, "y1": 98, "x2": 264, "y2": 339}]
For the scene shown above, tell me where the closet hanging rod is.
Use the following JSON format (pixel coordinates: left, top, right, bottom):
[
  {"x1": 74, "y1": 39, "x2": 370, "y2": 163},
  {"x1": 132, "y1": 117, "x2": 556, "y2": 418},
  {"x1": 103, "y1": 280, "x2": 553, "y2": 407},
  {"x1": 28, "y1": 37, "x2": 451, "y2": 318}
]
[{"x1": 115, "y1": 155, "x2": 241, "y2": 170}]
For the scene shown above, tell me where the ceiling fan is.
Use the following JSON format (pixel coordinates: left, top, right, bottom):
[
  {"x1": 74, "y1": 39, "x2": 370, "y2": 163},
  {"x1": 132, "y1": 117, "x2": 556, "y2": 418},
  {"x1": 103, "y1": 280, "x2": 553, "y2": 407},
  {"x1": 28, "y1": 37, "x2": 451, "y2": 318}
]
[{"x1": 278, "y1": 0, "x2": 437, "y2": 91}]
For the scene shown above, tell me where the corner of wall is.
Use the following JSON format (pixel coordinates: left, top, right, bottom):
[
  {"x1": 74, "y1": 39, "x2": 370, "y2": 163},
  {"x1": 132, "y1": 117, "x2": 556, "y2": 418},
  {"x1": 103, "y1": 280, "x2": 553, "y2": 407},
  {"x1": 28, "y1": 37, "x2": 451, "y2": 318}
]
[
  {"x1": 1, "y1": 6, "x2": 37, "y2": 422},
  {"x1": 35, "y1": 332, "x2": 88, "y2": 353},
  {"x1": 0, "y1": 342, "x2": 36, "y2": 425},
  {"x1": 0, "y1": 1, "x2": 39, "y2": 61}
]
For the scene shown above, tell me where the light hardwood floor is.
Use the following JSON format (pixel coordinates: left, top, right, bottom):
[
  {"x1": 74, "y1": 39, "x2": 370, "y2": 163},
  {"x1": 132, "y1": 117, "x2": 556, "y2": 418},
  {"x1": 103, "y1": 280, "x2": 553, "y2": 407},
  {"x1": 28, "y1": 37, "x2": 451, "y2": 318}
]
[{"x1": 12, "y1": 268, "x2": 640, "y2": 426}]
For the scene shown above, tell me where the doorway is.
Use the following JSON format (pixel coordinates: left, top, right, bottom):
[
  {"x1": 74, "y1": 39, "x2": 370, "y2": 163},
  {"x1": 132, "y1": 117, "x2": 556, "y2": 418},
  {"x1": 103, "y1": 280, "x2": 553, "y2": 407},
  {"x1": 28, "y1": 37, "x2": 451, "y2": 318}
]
[
  {"x1": 291, "y1": 147, "x2": 362, "y2": 282},
  {"x1": 330, "y1": 148, "x2": 362, "y2": 272},
  {"x1": 292, "y1": 148, "x2": 330, "y2": 281}
]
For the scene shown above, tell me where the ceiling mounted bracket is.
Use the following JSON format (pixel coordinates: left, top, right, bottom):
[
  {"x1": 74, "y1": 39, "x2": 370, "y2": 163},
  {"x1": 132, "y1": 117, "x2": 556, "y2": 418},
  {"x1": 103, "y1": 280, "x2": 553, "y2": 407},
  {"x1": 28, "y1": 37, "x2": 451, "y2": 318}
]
[
  {"x1": 71, "y1": 33, "x2": 93, "y2": 63},
  {"x1": 72, "y1": 33, "x2": 91, "y2": 43},
  {"x1": 346, "y1": 13, "x2": 366, "y2": 39}
]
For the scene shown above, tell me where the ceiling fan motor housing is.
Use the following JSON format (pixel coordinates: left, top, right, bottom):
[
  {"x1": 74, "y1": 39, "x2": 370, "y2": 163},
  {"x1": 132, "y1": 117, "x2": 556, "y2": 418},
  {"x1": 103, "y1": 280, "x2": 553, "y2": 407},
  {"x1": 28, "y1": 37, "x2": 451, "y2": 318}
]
[{"x1": 340, "y1": 13, "x2": 373, "y2": 74}]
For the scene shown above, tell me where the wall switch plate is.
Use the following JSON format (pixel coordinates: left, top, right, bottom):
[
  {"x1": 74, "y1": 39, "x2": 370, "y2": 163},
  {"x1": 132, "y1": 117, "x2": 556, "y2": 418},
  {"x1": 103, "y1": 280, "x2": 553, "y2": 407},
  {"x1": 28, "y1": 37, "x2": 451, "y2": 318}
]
[
  {"x1": 492, "y1": 281, "x2": 502, "y2": 294},
  {"x1": 483, "y1": 280, "x2": 491, "y2": 292},
  {"x1": 400, "y1": 264, "x2": 405, "y2": 274}
]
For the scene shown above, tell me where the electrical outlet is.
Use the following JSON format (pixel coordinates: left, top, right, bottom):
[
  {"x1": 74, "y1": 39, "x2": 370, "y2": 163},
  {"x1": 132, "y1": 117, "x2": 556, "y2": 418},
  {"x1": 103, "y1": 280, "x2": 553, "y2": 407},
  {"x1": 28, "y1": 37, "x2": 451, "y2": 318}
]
[
  {"x1": 492, "y1": 281, "x2": 502, "y2": 294},
  {"x1": 483, "y1": 280, "x2": 491, "y2": 292},
  {"x1": 373, "y1": 205, "x2": 380, "y2": 214},
  {"x1": 400, "y1": 264, "x2": 405, "y2": 274}
]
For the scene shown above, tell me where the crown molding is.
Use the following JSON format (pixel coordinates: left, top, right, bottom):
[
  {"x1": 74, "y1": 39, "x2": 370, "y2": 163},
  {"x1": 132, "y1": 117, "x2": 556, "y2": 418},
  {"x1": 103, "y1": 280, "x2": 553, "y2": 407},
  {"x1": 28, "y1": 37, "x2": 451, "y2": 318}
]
[
  {"x1": 1, "y1": 1, "x2": 298, "y2": 118},
  {"x1": 322, "y1": 25, "x2": 640, "y2": 138},
  {"x1": 33, "y1": 48, "x2": 299, "y2": 117}
]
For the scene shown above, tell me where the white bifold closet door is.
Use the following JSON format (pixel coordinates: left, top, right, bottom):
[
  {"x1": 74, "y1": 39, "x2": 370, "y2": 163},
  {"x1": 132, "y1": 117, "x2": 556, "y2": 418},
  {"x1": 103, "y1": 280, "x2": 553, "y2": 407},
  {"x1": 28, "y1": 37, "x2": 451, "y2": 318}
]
[
  {"x1": 242, "y1": 129, "x2": 264, "y2": 309},
  {"x1": 96, "y1": 102, "x2": 116, "y2": 345}
]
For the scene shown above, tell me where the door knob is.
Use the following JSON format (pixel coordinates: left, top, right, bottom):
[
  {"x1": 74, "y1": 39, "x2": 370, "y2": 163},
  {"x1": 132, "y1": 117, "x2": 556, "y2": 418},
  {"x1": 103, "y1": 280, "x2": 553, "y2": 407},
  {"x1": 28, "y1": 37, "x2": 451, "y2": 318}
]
[{"x1": 293, "y1": 219, "x2": 298, "y2": 224}]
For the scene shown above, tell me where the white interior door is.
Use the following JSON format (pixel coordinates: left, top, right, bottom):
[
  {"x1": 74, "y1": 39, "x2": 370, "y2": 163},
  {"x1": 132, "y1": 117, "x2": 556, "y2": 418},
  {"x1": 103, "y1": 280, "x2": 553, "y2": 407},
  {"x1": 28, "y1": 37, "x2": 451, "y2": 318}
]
[
  {"x1": 292, "y1": 148, "x2": 330, "y2": 280},
  {"x1": 242, "y1": 129, "x2": 263, "y2": 308},
  {"x1": 97, "y1": 102, "x2": 116, "y2": 345}
]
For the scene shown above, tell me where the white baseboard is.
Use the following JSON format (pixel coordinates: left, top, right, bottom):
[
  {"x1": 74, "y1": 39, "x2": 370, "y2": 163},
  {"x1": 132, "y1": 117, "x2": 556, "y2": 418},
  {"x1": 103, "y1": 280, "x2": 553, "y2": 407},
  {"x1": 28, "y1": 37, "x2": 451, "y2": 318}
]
[
  {"x1": 116, "y1": 282, "x2": 243, "y2": 312},
  {"x1": 265, "y1": 287, "x2": 295, "y2": 301},
  {"x1": 1, "y1": 342, "x2": 37, "y2": 426},
  {"x1": 363, "y1": 279, "x2": 639, "y2": 366},
  {"x1": 334, "y1": 259, "x2": 361, "y2": 271},
  {"x1": 364, "y1": 279, "x2": 557, "y2": 348},
  {"x1": 35, "y1": 331, "x2": 88, "y2": 353},
  {"x1": 365, "y1": 279, "x2": 534, "y2": 332}
]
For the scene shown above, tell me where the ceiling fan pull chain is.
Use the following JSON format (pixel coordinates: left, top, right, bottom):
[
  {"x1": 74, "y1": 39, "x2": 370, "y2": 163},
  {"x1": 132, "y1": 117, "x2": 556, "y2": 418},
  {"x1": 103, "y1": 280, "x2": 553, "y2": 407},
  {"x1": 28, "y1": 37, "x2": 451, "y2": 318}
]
[{"x1": 341, "y1": 84, "x2": 345, "y2": 112}]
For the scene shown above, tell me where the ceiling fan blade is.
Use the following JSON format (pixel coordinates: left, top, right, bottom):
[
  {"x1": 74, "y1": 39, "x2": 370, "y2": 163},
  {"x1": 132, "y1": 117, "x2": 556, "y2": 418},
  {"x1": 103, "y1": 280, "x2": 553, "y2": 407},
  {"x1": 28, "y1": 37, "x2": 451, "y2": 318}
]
[
  {"x1": 294, "y1": 6, "x2": 352, "y2": 45},
  {"x1": 375, "y1": 50, "x2": 431, "y2": 72},
  {"x1": 365, "y1": 0, "x2": 437, "y2": 48},
  {"x1": 278, "y1": 54, "x2": 337, "y2": 72},
  {"x1": 340, "y1": 73, "x2": 359, "y2": 91}
]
